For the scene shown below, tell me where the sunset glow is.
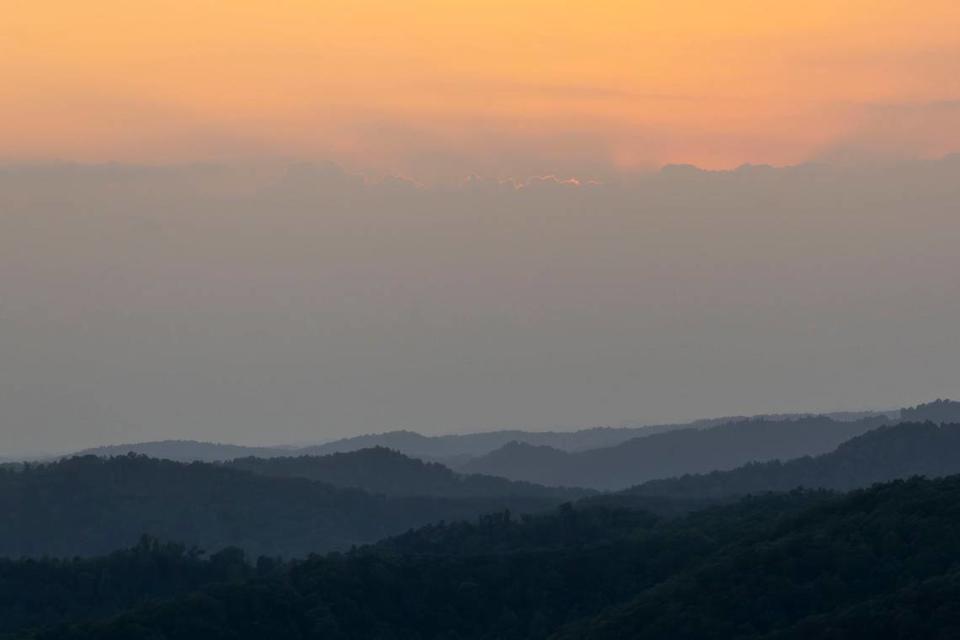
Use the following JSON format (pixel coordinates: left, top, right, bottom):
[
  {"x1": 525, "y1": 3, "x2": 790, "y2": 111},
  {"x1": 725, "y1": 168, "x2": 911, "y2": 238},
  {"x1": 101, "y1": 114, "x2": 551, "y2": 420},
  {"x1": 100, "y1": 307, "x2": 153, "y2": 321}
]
[{"x1": 3, "y1": 1, "x2": 959, "y2": 178}]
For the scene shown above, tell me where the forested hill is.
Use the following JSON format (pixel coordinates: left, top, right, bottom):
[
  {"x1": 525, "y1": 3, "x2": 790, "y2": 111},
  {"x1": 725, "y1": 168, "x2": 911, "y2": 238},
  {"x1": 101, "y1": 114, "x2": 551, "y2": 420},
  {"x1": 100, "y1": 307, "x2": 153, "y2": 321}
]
[
  {"x1": 9, "y1": 475, "x2": 960, "y2": 639},
  {"x1": 552, "y1": 476, "x2": 960, "y2": 639},
  {"x1": 461, "y1": 416, "x2": 890, "y2": 490},
  {"x1": 223, "y1": 447, "x2": 590, "y2": 499},
  {"x1": 623, "y1": 421, "x2": 960, "y2": 500},
  {"x1": 901, "y1": 398, "x2": 960, "y2": 424},
  {"x1": 0, "y1": 455, "x2": 570, "y2": 558}
]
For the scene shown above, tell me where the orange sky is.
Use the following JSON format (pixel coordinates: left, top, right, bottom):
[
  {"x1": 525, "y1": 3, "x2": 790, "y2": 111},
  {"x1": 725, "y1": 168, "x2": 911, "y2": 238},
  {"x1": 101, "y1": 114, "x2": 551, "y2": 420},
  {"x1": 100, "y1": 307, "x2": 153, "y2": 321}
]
[{"x1": 3, "y1": 1, "x2": 959, "y2": 179}]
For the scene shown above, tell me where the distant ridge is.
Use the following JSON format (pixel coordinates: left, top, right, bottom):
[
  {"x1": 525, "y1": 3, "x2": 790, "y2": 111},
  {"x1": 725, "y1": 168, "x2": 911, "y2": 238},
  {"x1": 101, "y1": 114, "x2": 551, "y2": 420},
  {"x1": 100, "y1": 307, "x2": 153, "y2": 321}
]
[
  {"x1": 299, "y1": 411, "x2": 896, "y2": 462},
  {"x1": 461, "y1": 415, "x2": 893, "y2": 490},
  {"x1": 58, "y1": 407, "x2": 900, "y2": 466},
  {"x1": 75, "y1": 440, "x2": 290, "y2": 462},
  {"x1": 622, "y1": 421, "x2": 960, "y2": 500},
  {"x1": 223, "y1": 447, "x2": 591, "y2": 500}
]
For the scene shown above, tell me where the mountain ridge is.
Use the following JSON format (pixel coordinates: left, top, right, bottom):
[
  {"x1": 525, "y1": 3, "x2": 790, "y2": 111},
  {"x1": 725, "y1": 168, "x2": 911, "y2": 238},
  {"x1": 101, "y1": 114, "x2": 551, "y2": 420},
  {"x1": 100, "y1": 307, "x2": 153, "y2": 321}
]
[
  {"x1": 462, "y1": 415, "x2": 893, "y2": 490},
  {"x1": 621, "y1": 420, "x2": 960, "y2": 500}
]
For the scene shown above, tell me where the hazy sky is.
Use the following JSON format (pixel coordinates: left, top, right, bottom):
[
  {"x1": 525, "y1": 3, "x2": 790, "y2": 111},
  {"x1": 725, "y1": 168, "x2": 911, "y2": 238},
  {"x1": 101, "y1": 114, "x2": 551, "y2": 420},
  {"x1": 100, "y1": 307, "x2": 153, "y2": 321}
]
[
  {"x1": 2, "y1": 160, "x2": 959, "y2": 454},
  {"x1": 3, "y1": 1, "x2": 959, "y2": 179},
  {"x1": 1, "y1": 3, "x2": 959, "y2": 454}
]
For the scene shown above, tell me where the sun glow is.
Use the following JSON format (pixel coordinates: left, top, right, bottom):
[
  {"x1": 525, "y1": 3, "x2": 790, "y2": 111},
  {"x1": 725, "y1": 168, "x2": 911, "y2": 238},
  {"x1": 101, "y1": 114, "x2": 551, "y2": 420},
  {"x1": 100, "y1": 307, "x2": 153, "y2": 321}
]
[{"x1": 2, "y1": 1, "x2": 958, "y2": 179}]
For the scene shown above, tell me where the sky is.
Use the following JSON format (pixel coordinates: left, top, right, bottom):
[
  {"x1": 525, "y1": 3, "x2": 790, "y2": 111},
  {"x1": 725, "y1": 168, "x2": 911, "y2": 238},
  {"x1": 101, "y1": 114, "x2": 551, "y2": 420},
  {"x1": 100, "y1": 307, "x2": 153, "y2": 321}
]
[
  {"x1": 2, "y1": 160, "x2": 959, "y2": 454},
  {"x1": 2, "y1": 1, "x2": 959, "y2": 180},
  {"x1": 1, "y1": 3, "x2": 959, "y2": 454}
]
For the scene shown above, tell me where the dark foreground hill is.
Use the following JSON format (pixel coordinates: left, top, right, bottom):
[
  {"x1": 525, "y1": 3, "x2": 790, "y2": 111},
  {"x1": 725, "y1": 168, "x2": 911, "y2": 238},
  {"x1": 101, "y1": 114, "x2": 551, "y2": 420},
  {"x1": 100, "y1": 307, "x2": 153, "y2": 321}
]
[
  {"x1": 0, "y1": 455, "x2": 570, "y2": 558},
  {"x1": 625, "y1": 421, "x2": 960, "y2": 500},
  {"x1": 8, "y1": 476, "x2": 960, "y2": 639},
  {"x1": 224, "y1": 447, "x2": 589, "y2": 499},
  {"x1": 462, "y1": 416, "x2": 890, "y2": 489}
]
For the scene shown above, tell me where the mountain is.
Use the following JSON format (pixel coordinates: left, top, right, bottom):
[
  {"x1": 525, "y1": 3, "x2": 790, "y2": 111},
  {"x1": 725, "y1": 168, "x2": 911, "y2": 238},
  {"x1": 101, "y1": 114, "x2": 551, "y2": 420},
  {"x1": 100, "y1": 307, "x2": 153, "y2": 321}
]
[
  {"x1": 58, "y1": 408, "x2": 897, "y2": 466},
  {"x1": 11, "y1": 475, "x2": 960, "y2": 639},
  {"x1": 294, "y1": 422, "x2": 722, "y2": 461},
  {"x1": 75, "y1": 440, "x2": 291, "y2": 462},
  {"x1": 0, "y1": 455, "x2": 570, "y2": 558},
  {"x1": 223, "y1": 447, "x2": 590, "y2": 500},
  {"x1": 295, "y1": 412, "x2": 896, "y2": 461},
  {"x1": 623, "y1": 421, "x2": 960, "y2": 500},
  {"x1": 461, "y1": 416, "x2": 891, "y2": 490},
  {"x1": 59, "y1": 427, "x2": 701, "y2": 467},
  {"x1": 901, "y1": 398, "x2": 960, "y2": 424}
]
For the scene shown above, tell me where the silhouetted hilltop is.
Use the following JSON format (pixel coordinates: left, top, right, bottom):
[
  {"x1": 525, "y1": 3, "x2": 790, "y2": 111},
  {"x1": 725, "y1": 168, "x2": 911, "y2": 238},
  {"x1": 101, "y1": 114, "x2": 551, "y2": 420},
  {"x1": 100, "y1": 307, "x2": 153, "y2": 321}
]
[
  {"x1": 623, "y1": 421, "x2": 960, "y2": 500},
  {"x1": 224, "y1": 447, "x2": 590, "y2": 500},
  {"x1": 901, "y1": 398, "x2": 960, "y2": 424},
  {"x1": 75, "y1": 440, "x2": 290, "y2": 462},
  {"x1": 459, "y1": 440, "x2": 571, "y2": 481},
  {"x1": 0, "y1": 455, "x2": 568, "y2": 558},
  {"x1": 462, "y1": 416, "x2": 891, "y2": 490}
]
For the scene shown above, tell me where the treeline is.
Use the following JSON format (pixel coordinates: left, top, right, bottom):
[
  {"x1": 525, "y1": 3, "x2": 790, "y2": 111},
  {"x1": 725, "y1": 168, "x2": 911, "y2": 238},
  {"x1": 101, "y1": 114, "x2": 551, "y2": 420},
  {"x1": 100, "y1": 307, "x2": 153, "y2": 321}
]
[
  {"x1": 0, "y1": 455, "x2": 572, "y2": 558},
  {"x1": 8, "y1": 475, "x2": 960, "y2": 638}
]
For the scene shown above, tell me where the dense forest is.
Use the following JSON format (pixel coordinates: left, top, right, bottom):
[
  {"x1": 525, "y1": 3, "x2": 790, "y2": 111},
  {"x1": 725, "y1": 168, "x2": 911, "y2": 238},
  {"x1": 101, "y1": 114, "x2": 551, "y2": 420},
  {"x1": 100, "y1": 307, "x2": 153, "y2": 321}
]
[
  {"x1": 461, "y1": 416, "x2": 890, "y2": 489},
  {"x1": 0, "y1": 455, "x2": 573, "y2": 558},
  {"x1": 623, "y1": 421, "x2": 960, "y2": 499},
  {"x1": 5, "y1": 475, "x2": 960, "y2": 639},
  {"x1": 5, "y1": 403, "x2": 960, "y2": 638}
]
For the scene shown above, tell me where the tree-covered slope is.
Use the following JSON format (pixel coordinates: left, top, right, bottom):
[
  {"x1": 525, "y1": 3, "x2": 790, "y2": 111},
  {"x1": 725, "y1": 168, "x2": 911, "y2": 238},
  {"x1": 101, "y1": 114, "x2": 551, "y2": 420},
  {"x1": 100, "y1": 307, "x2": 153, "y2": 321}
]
[
  {"x1": 223, "y1": 447, "x2": 590, "y2": 499},
  {"x1": 12, "y1": 475, "x2": 960, "y2": 639},
  {"x1": 0, "y1": 455, "x2": 567, "y2": 558},
  {"x1": 4, "y1": 494, "x2": 823, "y2": 640},
  {"x1": 554, "y1": 477, "x2": 960, "y2": 639},
  {"x1": 0, "y1": 536, "x2": 257, "y2": 638}
]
